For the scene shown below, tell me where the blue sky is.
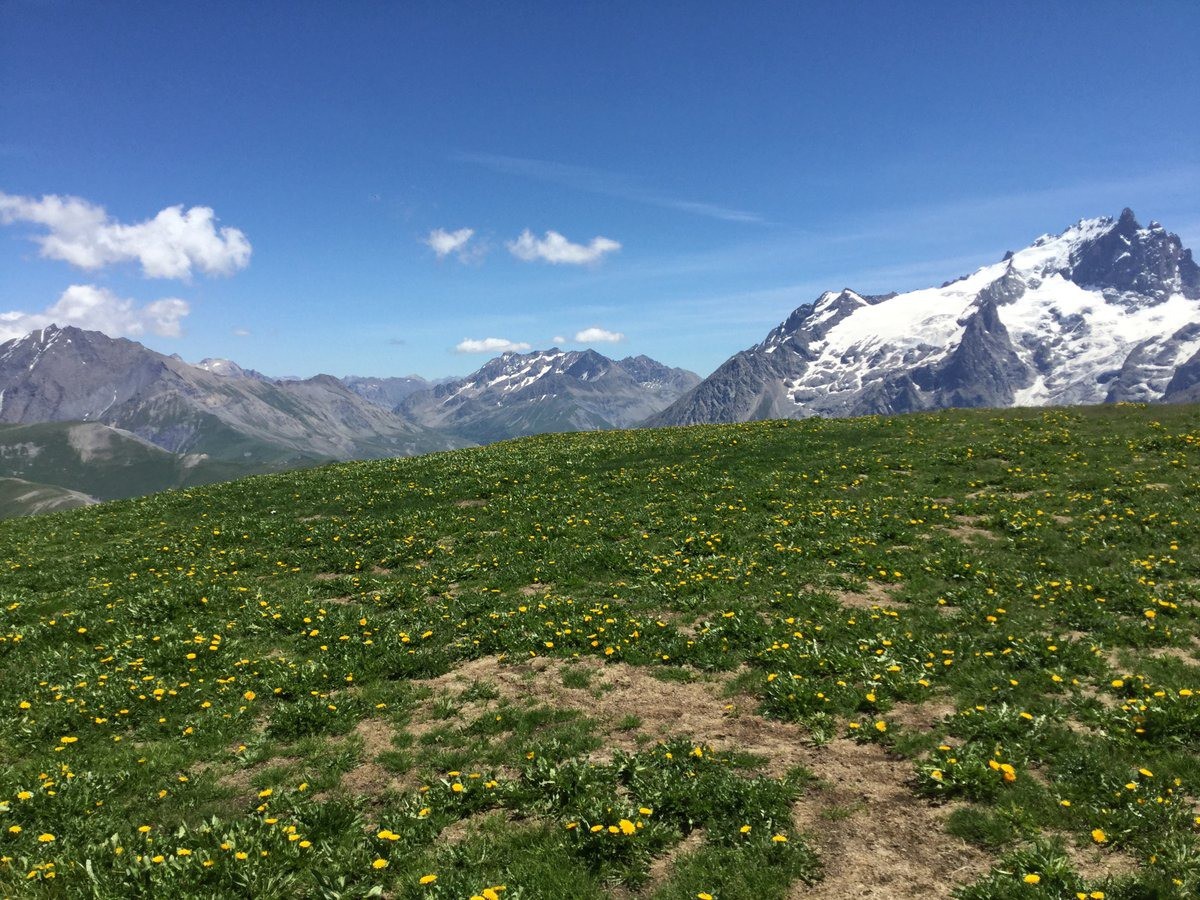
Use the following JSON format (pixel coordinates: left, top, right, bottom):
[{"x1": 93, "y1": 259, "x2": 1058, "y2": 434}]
[{"x1": 2, "y1": 1, "x2": 1198, "y2": 379}]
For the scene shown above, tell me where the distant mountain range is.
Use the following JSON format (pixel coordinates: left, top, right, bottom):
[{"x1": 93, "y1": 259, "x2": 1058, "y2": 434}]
[
  {"x1": 341, "y1": 375, "x2": 446, "y2": 409},
  {"x1": 1, "y1": 207, "x2": 1197, "y2": 516},
  {"x1": 0, "y1": 325, "x2": 463, "y2": 464},
  {"x1": 650, "y1": 208, "x2": 1200, "y2": 425},
  {"x1": 392, "y1": 349, "x2": 701, "y2": 444},
  {"x1": 0, "y1": 328, "x2": 698, "y2": 514}
]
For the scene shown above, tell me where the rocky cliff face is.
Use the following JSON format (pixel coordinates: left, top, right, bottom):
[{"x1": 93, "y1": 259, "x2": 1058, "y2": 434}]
[{"x1": 649, "y1": 210, "x2": 1200, "y2": 426}]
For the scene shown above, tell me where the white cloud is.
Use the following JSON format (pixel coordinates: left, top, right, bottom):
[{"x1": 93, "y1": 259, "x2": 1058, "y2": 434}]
[
  {"x1": 507, "y1": 229, "x2": 620, "y2": 265},
  {"x1": 425, "y1": 227, "x2": 477, "y2": 261},
  {"x1": 455, "y1": 336, "x2": 532, "y2": 354},
  {"x1": 233, "y1": 327, "x2": 251, "y2": 337},
  {"x1": 574, "y1": 326, "x2": 625, "y2": 343},
  {"x1": 0, "y1": 191, "x2": 251, "y2": 279},
  {"x1": 0, "y1": 284, "x2": 190, "y2": 342},
  {"x1": 551, "y1": 335, "x2": 568, "y2": 345}
]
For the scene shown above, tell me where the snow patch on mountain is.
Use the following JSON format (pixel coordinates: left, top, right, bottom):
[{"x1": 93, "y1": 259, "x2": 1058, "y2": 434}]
[{"x1": 650, "y1": 210, "x2": 1200, "y2": 426}]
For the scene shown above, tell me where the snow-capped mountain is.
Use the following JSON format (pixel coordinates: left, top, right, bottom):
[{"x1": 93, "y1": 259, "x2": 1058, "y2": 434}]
[
  {"x1": 399, "y1": 348, "x2": 701, "y2": 443},
  {"x1": 649, "y1": 209, "x2": 1200, "y2": 425},
  {"x1": 0, "y1": 325, "x2": 467, "y2": 463}
]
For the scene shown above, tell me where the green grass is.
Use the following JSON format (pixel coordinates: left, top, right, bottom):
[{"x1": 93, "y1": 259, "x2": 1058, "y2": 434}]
[
  {"x1": 0, "y1": 403, "x2": 1198, "y2": 897},
  {"x1": 0, "y1": 420, "x2": 288, "y2": 516},
  {"x1": 0, "y1": 476, "x2": 95, "y2": 518}
]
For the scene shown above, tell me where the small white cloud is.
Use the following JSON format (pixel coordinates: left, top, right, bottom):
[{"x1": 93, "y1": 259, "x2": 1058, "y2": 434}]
[
  {"x1": 0, "y1": 192, "x2": 251, "y2": 279},
  {"x1": 232, "y1": 327, "x2": 251, "y2": 337},
  {"x1": 425, "y1": 227, "x2": 477, "y2": 261},
  {"x1": 455, "y1": 336, "x2": 532, "y2": 354},
  {"x1": 0, "y1": 284, "x2": 190, "y2": 342},
  {"x1": 507, "y1": 229, "x2": 620, "y2": 265},
  {"x1": 574, "y1": 326, "x2": 625, "y2": 343},
  {"x1": 551, "y1": 335, "x2": 568, "y2": 345}
]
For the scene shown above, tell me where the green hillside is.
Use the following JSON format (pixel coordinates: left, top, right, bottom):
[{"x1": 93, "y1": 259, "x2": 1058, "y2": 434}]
[
  {"x1": 0, "y1": 476, "x2": 96, "y2": 518},
  {"x1": 1, "y1": 404, "x2": 1198, "y2": 898},
  {"x1": 0, "y1": 421, "x2": 301, "y2": 517}
]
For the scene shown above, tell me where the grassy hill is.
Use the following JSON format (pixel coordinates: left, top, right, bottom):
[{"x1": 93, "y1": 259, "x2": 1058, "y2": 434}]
[
  {"x1": 0, "y1": 476, "x2": 98, "y2": 517},
  {"x1": 0, "y1": 421, "x2": 281, "y2": 518},
  {"x1": 1, "y1": 404, "x2": 1198, "y2": 898}
]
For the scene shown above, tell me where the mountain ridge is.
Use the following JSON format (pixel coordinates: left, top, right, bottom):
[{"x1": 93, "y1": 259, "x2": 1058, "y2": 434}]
[
  {"x1": 649, "y1": 209, "x2": 1200, "y2": 426},
  {"x1": 397, "y1": 347, "x2": 701, "y2": 443},
  {"x1": 0, "y1": 325, "x2": 466, "y2": 463}
]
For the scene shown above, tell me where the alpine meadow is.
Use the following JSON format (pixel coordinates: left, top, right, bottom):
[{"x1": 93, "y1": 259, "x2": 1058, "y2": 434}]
[
  {"x1": 2, "y1": 403, "x2": 1200, "y2": 898},
  {"x1": 5, "y1": 3, "x2": 1200, "y2": 898}
]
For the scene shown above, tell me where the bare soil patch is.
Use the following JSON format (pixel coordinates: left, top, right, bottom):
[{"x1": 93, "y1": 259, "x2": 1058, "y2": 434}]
[
  {"x1": 519, "y1": 582, "x2": 553, "y2": 596},
  {"x1": 942, "y1": 515, "x2": 997, "y2": 545},
  {"x1": 788, "y1": 747, "x2": 988, "y2": 899},
  {"x1": 336, "y1": 718, "x2": 408, "y2": 801},
  {"x1": 1061, "y1": 838, "x2": 1141, "y2": 883},
  {"x1": 1148, "y1": 644, "x2": 1198, "y2": 664},
  {"x1": 837, "y1": 580, "x2": 906, "y2": 611},
  {"x1": 454, "y1": 499, "x2": 489, "y2": 508},
  {"x1": 889, "y1": 696, "x2": 958, "y2": 733},
  {"x1": 420, "y1": 656, "x2": 993, "y2": 896}
]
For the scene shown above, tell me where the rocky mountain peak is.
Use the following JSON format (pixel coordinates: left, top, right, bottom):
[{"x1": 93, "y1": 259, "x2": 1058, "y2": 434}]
[
  {"x1": 1064, "y1": 208, "x2": 1200, "y2": 300},
  {"x1": 194, "y1": 357, "x2": 268, "y2": 380},
  {"x1": 650, "y1": 209, "x2": 1200, "y2": 428}
]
